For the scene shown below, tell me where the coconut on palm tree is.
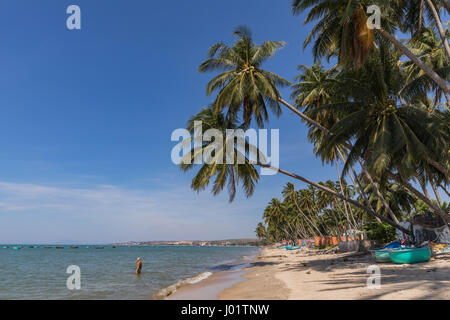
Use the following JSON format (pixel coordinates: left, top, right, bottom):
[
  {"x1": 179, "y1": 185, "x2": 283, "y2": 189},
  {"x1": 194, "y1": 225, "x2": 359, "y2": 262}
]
[{"x1": 291, "y1": 0, "x2": 450, "y2": 94}]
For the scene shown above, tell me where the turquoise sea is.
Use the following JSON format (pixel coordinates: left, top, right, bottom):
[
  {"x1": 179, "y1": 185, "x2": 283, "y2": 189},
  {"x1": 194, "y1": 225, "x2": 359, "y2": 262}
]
[{"x1": 0, "y1": 245, "x2": 258, "y2": 299}]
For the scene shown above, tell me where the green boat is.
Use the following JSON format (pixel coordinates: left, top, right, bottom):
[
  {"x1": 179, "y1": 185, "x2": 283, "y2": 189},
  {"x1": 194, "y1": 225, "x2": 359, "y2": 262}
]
[
  {"x1": 370, "y1": 249, "x2": 391, "y2": 262},
  {"x1": 286, "y1": 245, "x2": 303, "y2": 251},
  {"x1": 12, "y1": 246, "x2": 21, "y2": 250},
  {"x1": 389, "y1": 247, "x2": 431, "y2": 264}
]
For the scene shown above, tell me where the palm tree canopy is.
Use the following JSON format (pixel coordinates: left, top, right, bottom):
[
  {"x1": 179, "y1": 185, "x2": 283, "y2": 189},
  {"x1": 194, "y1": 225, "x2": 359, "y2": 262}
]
[
  {"x1": 199, "y1": 26, "x2": 291, "y2": 128},
  {"x1": 313, "y1": 45, "x2": 449, "y2": 185},
  {"x1": 179, "y1": 107, "x2": 260, "y2": 202},
  {"x1": 291, "y1": 0, "x2": 398, "y2": 68}
]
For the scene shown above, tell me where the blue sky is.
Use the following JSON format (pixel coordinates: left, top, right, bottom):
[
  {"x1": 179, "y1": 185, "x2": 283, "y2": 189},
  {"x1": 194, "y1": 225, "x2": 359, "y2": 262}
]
[{"x1": 0, "y1": 1, "x2": 421, "y2": 244}]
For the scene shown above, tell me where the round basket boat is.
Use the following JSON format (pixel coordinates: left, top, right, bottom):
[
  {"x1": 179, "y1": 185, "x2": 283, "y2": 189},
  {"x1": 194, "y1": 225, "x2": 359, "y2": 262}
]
[{"x1": 389, "y1": 247, "x2": 431, "y2": 264}]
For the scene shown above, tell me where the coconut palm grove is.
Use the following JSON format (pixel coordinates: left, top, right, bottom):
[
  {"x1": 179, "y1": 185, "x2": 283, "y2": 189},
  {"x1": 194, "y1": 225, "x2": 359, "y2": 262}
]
[{"x1": 180, "y1": 1, "x2": 449, "y2": 246}]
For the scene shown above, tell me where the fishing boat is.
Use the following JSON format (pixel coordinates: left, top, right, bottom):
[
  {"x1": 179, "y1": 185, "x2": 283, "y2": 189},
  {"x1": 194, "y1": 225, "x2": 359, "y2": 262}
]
[
  {"x1": 70, "y1": 246, "x2": 79, "y2": 249},
  {"x1": 94, "y1": 246, "x2": 104, "y2": 249},
  {"x1": 370, "y1": 241, "x2": 403, "y2": 262},
  {"x1": 389, "y1": 246, "x2": 431, "y2": 264},
  {"x1": 286, "y1": 245, "x2": 303, "y2": 251},
  {"x1": 370, "y1": 249, "x2": 392, "y2": 262},
  {"x1": 44, "y1": 246, "x2": 53, "y2": 249},
  {"x1": 12, "y1": 246, "x2": 21, "y2": 250},
  {"x1": 2, "y1": 246, "x2": 9, "y2": 249},
  {"x1": 55, "y1": 246, "x2": 64, "y2": 249}
]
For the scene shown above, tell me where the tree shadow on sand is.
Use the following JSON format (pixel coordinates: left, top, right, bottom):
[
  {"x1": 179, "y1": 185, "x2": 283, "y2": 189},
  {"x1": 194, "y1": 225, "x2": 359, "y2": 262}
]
[{"x1": 276, "y1": 252, "x2": 450, "y2": 299}]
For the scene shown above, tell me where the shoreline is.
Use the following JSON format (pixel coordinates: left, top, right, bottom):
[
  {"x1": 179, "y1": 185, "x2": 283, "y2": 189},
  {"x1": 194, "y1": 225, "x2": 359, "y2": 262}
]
[
  {"x1": 160, "y1": 248, "x2": 262, "y2": 300},
  {"x1": 167, "y1": 246, "x2": 450, "y2": 300}
]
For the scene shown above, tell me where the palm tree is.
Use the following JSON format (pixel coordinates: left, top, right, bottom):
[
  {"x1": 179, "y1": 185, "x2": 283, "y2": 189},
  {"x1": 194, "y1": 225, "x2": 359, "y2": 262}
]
[
  {"x1": 291, "y1": 0, "x2": 450, "y2": 94},
  {"x1": 291, "y1": 63, "x2": 378, "y2": 229},
  {"x1": 315, "y1": 47, "x2": 449, "y2": 222},
  {"x1": 399, "y1": 0, "x2": 450, "y2": 59},
  {"x1": 366, "y1": 182, "x2": 416, "y2": 221},
  {"x1": 263, "y1": 198, "x2": 291, "y2": 241},
  {"x1": 199, "y1": 26, "x2": 329, "y2": 132},
  {"x1": 255, "y1": 222, "x2": 268, "y2": 241},
  {"x1": 401, "y1": 27, "x2": 450, "y2": 105},
  {"x1": 190, "y1": 27, "x2": 416, "y2": 235},
  {"x1": 282, "y1": 182, "x2": 323, "y2": 236},
  {"x1": 179, "y1": 107, "x2": 259, "y2": 202}
]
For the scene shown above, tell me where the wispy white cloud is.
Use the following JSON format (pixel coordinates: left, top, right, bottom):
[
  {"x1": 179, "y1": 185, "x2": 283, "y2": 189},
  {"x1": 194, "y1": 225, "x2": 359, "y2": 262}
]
[{"x1": 0, "y1": 181, "x2": 267, "y2": 243}]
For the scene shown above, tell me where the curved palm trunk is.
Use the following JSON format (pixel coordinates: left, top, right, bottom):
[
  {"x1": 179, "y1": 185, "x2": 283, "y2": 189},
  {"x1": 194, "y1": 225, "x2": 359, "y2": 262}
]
[
  {"x1": 292, "y1": 197, "x2": 323, "y2": 236},
  {"x1": 252, "y1": 161, "x2": 412, "y2": 235},
  {"x1": 337, "y1": 149, "x2": 381, "y2": 225},
  {"x1": 425, "y1": 0, "x2": 450, "y2": 60},
  {"x1": 376, "y1": 28, "x2": 450, "y2": 94},
  {"x1": 334, "y1": 156, "x2": 356, "y2": 230},
  {"x1": 417, "y1": 174, "x2": 434, "y2": 201},
  {"x1": 431, "y1": 180, "x2": 443, "y2": 207},
  {"x1": 358, "y1": 159, "x2": 400, "y2": 224},
  {"x1": 425, "y1": 156, "x2": 449, "y2": 181},
  {"x1": 418, "y1": 0, "x2": 424, "y2": 35},
  {"x1": 279, "y1": 98, "x2": 330, "y2": 133},
  {"x1": 389, "y1": 171, "x2": 450, "y2": 224},
  {"x1": 350, "y1": 165, "x2": 383, "y2": 224},
  {"x1": 438, "y1": 184, "x2": 450, "y2": 197}
]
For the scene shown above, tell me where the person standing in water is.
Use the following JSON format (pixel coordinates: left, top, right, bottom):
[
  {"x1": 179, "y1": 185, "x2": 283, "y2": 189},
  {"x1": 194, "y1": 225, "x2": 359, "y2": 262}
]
[{"x1": 136, "y1": 257, "x2": 142, "y2": 275}]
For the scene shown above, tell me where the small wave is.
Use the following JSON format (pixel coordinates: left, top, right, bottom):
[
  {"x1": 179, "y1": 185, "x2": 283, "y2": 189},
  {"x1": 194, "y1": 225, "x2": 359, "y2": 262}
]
[{"x1": 152, "y1": 271, "x2": 213, "y2": 299}]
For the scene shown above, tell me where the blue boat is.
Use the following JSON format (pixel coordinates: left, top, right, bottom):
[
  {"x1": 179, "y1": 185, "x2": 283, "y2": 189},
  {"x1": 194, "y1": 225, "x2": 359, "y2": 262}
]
[
  {"x1": 383, "y1": 241, "x2": 402, "y2": 249},
  {"x1": 370, "y1": 241, "x2": 404, "y2": 262}
]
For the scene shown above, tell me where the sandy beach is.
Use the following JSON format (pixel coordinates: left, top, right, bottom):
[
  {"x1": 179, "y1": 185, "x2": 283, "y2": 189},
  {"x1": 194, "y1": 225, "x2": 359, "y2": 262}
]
[{"x1": 168, "y1": 246, "x2": 450, "y2": 300}]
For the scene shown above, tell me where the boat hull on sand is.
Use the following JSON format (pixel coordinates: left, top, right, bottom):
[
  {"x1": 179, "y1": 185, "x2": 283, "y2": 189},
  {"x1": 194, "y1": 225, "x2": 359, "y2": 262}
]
[{"x1": 389, "y1": 247, "x2": 431, "y2": 264}]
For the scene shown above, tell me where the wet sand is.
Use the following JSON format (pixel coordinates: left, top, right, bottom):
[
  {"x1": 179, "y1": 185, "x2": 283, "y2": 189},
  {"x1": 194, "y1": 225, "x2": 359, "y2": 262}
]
[{"x1": 168, "y1": 246, "x2": 450, "y2": 300}]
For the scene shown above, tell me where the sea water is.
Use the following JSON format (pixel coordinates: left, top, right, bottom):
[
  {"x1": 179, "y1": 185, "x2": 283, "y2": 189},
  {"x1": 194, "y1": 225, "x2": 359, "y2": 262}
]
[{"x1": 0, "y1": 245, "x2": 258, "y2": 299}]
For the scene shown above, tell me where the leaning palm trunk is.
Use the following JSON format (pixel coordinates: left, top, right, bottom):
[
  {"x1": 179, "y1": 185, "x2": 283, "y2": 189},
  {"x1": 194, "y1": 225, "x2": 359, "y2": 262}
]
[
  {"x1": 358, "y1": 159, "x2": 400, "y2": 224},
  {"x1": 279, "y1": 98, "x2": 330, "y2": 132},
  {"x1": 431, "y1": 181, "x2": 443, "y2": 207},
  {"x1": 338, "y1": 150, "x2": 381, "y2": 225},
  {"x1": 334, "y1": 156, "x2": 357, "y2": 230},
  {"x1": 292, "y1": 198, "x2": 323, "y2": 236},
  {"x1": 389, "y1": 172, "x2": 450, "y2": 224},
  {"x1": 253, "y1": 161, "x2": 412, "y2": 235},
  {"x1": 425, "y1": 0, "x2": 450, "y2": 60},
  {"x1": 348, "y1": 164, "x2": 381, "y2": 225},
  {"x1": 439, "y1": 183, "x2": 450, "y2": 197},
  {"x1": 376, "y1": 28, "x2": 450, "y2": 94}
]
